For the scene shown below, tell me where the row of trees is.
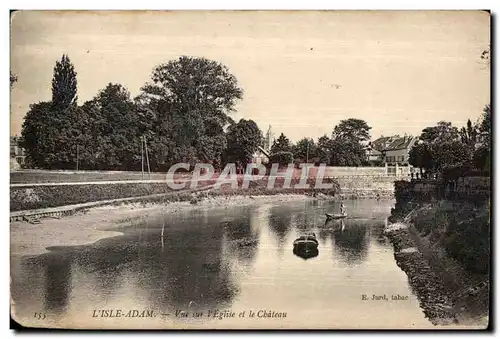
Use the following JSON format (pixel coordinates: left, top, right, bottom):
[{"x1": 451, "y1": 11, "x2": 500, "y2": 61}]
[
  {"x1": 20, "y1": 54, "x2": 377, "y2": 171},
  {"x1": 20, "y1": 54, "x2": 489, "y2": 174},
  {"x1": 408, "y1": 106, "x2": 491, "y2": 177},
  {"x1": 21, "y1": 55, "x2": 265, "y2": 171},
  {"x1": 268, "y1": 118, "x2": 373, "y2": 167}
]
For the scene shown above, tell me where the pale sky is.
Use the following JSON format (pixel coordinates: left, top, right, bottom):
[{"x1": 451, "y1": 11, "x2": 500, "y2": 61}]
[{"x1": 10, "y1": 10, "x2": 490, "y2": 142}]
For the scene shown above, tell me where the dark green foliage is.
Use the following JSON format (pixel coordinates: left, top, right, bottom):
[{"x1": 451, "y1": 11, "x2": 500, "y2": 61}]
[
  {"x1": 313, "y1": 119, "x2": 371, "y2": 167},
  {"x1": 316, "y1": 135, "x2": 368, "y2": 166},
  {"x1": 472, "y1": 146, "x2": 490, "y2": 173},
  {"x1": 21, "y1": 55, "x2": 81, "y2": 169},
  {"x1": 329, "y1": 138, "x2": 367, "y2": 166},
  {"x1": 270, "y1": 133, "x2": 292, "y2": 154},
  {"x1": 51, "y1": 54, "x2": 78, "y2": 109},
  {"x1": 410, "y1": 116, "x2": 490, "y2": 176},
  {"x1": 459, "y1": 119, "x2": 478, "y2": 148},
  {"x1": 139, "y1": 56, "x2": 243, "y2": 168},
  {"x1": 332, "y1": 118, "x2": 371, "y2": 143},
  {"x1": 21, "y1": 55, "x2": 245, "y2": 171},
  {"x1": 443, "y1": 204, "x2": 490, "y2": 274},
  {"x1": 21, "y1": 101, "x2": 82, "y2": 169},
  {"x1": 80, "y1": 83, "x2": 142, "y2": 170},
  {"x1": 270, "y1": 151, "x2": 294, "y2": 166},
  {"x1": 224, "y1": 119, "x2": 264, "y2": 165},
  {"x1": 292, "y1": 138, "x2": 316, "y2": 162},
  {"x1": 419, "y1": 121, "x2": 459, "y2": 144}
]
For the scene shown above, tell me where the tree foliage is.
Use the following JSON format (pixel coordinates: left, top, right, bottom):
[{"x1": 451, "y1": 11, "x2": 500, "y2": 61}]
[
  {"x1": 139, "y1": 56, "x2": 243, "y2": 167},
  {"x1": 292, "y1": 138, "x2": 316, "y2": 162},
  {"x1": 52, "y1": 54, "x2": 78, "y2": 110},
  {"x1": 271, "y1": 133, "x2": 292, "y2": 154},
  {"x1": 420, "y1": 121, "x2": 459, "y2": 144},
  {"x1": 332, "y1": 118, "x2": 371, "y2": 143},
  {"x1": 270, "y1": 151, "x2": 294, "y2": 166},
  {"x1": 410, "y1": 115, "x2": 490, "y2": 176},
  {"x1": 224, "y1": 119, "x2": 264, "y2": 165},
  {"x1": 408, "y1": 143, "x2": 434, "y2": 173}
]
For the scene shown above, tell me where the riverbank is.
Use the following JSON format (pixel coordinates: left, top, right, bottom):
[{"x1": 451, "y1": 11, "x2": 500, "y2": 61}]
[
  {"x1": 10, "y1": 193, "x2": 313, "y2": 257},
  {"x1": 384, "y1": 218, "x2": 489, "y2": 328}
]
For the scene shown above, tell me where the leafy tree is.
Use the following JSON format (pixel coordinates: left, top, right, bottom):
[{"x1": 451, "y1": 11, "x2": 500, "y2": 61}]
[
  {"x1": 478, "y1": 104, "x2": 491, "y2": 148},
  {"x1": 332, "y1": 118, "x2": 371, "y2": 143},
  {"x1": 52, "y1": 54, "x2": 78, "y2": 109},
  {"x1": 270, "y1": 133, "x2": 292, "y2": 154},
  {"x1": 224, "y1": 119, "x2": 264, "y2": 166},
  {"x1": 21, "y1": 101, "x2": 81, "y2": 169},
  {"x1": 139, "y1": 56, "x2": 243, "y2": 165},
  {"x1": 329, "y1": 139, "x2": 367, "y2": 166},
  {"x1": 409, "y1": 142, "x2": 435, "y2": 174},
  {"x1": 316, "y1": 135, "x2": 332, "y2": 164},
  {"x1": 420, "y1": 121, "x2": 459, "y2": 144},
  {"x1": 459, "y1": 119, "x2": 478, "y2": 147},
  {"x1": 292, "y1": 138, "x2": 316, "y2": 162},
  {"x1": 325, "y1": 119, "x2": 371, "y2": 166},
  {"x1": 85, "y1": 83, "x2": 141, "y2": 170},
  {"x1": 21, "y1": 55, "x2": 81, "y2": 169},
  {"x1": 20, "y1": 102, "x2": 55, "y2": 168}
]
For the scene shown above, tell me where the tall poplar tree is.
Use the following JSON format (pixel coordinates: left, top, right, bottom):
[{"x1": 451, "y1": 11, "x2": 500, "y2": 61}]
[{"x1": 52, "y1": 54, "x2": 78, "y2": 109}]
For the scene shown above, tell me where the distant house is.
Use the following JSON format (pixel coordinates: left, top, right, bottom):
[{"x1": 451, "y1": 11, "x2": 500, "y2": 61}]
[
  {"x1": 252, "y1": 146, "x2": 270, "y2": 165},
  {"x1": 10, "y1": 136, "x2": 26, "y2": 168},
  {"x1": 367, "y1": 135, "x2": 417, "y2": 166}
]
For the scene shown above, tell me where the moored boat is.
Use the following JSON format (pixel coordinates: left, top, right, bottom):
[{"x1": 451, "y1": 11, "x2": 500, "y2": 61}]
[
  {"x1": 325, "y1": 213, "x2": 347, "y2": 220},
  {"x1": 293, "y1": 233, "x2": 319, "y2": 253}
]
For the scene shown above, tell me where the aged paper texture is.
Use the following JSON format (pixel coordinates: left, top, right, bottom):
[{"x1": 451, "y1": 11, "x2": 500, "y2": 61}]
[{"x1": 10, "y1": 10, "x2": 490, "y2": 330}]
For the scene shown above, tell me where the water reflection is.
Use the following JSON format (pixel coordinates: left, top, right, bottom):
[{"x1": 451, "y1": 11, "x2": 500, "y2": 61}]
[
  {"x1": 44, "y1": 253, "x2": 71, "y2": 314},
  {"x1": 223, "y1": 209, "x2": 260, "y2": 265},
  {"x1": 11, "y1": 199, "x2": 429, "y2": 327},
  {"x1": 331, "y1": 222, "x2": 369, "y2": 264},
  {"x1": 268, "y1": 207, "x2": 293, "y2": 255}
]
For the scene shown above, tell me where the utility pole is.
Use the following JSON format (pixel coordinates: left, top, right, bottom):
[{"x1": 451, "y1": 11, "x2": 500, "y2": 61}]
[
  {"x1": 141, "y1": 136, "x2": 144, "y2": 180},
  {"x1": 76, "y1": 145, "x2": 79, "y2": 171},
  {"x1": 306, "y1": 141, "x2": 309, "y2": 163},
  {"x1": 144, "y1": 135, "x2": 151, "y2": 180}
]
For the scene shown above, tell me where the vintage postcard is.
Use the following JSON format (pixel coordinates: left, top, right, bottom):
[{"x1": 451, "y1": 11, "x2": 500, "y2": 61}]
[{"x1": 10, "y1": 10, "x2": 491, "y2": 330}]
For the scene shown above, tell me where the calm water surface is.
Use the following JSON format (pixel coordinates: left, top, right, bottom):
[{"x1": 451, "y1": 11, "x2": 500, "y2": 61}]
[{"x1": 11, "y1": 199, "x2": 432, "y2": 328}]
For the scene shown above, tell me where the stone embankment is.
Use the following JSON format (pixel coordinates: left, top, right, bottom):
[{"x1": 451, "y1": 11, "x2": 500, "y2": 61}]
[{"x1": 384, "y1": 223, "x2": 457, "y2": 325}]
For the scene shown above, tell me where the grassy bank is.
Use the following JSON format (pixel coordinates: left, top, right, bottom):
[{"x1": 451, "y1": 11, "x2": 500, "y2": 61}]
[
  {"x1": 10, "y1": 175, "x2": 395, "y2": 213},
  {"x1": 10, "y1": 182, "x2": 178, "y2": 212},
  {"x1": 387, "y1": 179, "x2": 490, "y2": 325}
]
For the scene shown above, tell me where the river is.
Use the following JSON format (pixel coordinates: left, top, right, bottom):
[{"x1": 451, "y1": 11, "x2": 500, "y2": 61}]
[{"x1": 11, "y1": 198, "x2": 433, "y2": 329}]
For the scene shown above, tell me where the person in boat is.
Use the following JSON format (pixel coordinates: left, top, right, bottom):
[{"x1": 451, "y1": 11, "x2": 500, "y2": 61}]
[{"x1": 340, "y1": 202, "x2": 346, "y2": 216}]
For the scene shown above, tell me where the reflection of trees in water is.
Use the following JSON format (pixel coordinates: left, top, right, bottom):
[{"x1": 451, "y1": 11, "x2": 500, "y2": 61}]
[
  {"x1": 223, "y1": 209, "x2": 260, "y2": 266},
  {"x1": 268, "y1": 207, "x2": 293, "y2": 253},
  {"x1": 133, "y1": 223, "x2": 239, "y2": 313},
  {"x1": 43, "y1": 253, "x2": 72, "y2": 315},
  {"x1": 11, "y1": 256, "x2": 47, "y2": 318},
  {"x1": 332, "y1": 223, "x2": 369, "y2": 265}
]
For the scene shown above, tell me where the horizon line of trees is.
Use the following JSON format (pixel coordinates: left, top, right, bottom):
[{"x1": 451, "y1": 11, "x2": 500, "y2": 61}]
[
  {"x1": 408, "y1": 106, "x2": 491, "y2": 179},
  {"x1": 18, "y1": 54, "x2": 378, "y2": 172},
  {"x1": 19, "y1": 54, "x2": 490, "y2": 176}
]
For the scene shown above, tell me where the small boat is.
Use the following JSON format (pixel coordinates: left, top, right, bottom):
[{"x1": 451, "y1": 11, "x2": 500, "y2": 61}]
[
  {"x1": 293, "y1": 233, "x2": 319, "y2": 253},
  {"x1": 293, "y1": 247, "x2": 319, "y2": 259},
  {"x1": 325, "y1": 213, "x2": 347, "y2": 220}
]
